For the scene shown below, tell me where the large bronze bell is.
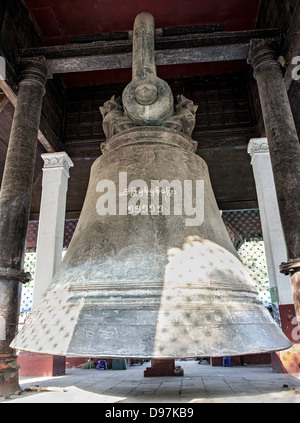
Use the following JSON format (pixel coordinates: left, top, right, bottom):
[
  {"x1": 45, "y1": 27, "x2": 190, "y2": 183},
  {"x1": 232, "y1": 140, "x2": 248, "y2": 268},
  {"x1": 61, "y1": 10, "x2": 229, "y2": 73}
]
[{"x1": 12, "y1": 13, "x2": 291, "y2": 358}]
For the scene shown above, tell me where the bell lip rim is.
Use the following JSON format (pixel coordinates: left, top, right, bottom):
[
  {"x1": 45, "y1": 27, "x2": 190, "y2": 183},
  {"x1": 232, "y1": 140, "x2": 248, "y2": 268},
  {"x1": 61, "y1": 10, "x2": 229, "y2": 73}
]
[{"x1": 13, "y1": 342, "x2": 293, "y2": 359}]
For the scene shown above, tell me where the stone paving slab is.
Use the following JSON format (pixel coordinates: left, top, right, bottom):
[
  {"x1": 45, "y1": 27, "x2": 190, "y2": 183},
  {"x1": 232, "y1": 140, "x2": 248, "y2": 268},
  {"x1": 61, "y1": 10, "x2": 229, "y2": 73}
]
[{"x1": 1, "y1": 361, "x2": 300, "y2": 403}]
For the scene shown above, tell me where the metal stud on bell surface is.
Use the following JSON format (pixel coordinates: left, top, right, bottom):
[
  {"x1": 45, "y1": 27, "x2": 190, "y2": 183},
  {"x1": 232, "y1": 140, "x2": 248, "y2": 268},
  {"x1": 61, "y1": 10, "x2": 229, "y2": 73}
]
[{"x1": 11, "y1": 12, "x2": 292, "y2": 358}]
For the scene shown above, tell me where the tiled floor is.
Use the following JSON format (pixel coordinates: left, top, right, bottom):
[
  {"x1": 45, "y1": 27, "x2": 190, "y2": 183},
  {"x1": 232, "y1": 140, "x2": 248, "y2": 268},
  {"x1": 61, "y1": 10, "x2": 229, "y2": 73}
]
[{"x1": 2, "y1": 360, "x2": 300, "y2": 403}]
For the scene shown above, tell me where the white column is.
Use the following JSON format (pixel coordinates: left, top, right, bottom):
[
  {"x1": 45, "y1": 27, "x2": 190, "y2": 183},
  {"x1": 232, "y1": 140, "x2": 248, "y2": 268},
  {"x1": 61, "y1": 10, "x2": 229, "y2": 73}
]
[
  {"x1": 248, "y1": 138, "x2": 293, "y2": 310},
  {"x1": 32, "y1": 152, "x2": 74, "y2": 309}
]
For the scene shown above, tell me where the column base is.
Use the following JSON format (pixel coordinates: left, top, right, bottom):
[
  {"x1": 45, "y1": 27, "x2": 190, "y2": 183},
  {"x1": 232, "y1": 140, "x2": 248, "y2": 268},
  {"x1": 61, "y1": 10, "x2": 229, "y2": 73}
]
[
  {"x1": 144, "y1": 359, "x2": 184, "y2": 377},
  {"x1": 0, "y1": 354, "x2": 21, "y2": 396},
  {"x1": 17, "y1": 352, "x2": 66, "y2": 377}
]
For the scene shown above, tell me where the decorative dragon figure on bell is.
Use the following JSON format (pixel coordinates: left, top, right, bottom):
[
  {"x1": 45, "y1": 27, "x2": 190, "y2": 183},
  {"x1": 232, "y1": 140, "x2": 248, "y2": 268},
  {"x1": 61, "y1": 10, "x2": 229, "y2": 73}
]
[{"x1": 100, "y1": 93, "x2": 198, "y2": 140}]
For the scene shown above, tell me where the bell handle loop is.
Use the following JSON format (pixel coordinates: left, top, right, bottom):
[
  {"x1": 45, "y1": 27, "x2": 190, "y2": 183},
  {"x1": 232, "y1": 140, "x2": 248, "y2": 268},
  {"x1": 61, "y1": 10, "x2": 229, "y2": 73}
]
[{"x1": 132, "y1": 12, "x2": 156, "y2": 80}]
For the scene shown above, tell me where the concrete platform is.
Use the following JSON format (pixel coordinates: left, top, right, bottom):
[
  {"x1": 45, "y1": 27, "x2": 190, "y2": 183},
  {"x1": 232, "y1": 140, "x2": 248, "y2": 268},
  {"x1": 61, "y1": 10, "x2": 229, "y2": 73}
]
[{"x1": 1, "y1": 360, "x2": 300, "y2": 403}]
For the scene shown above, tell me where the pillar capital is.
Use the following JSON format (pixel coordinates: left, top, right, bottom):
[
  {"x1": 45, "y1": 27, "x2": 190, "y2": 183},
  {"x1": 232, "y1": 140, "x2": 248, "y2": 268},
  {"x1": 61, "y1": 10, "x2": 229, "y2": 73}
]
[
  {"x1": 248, "y1": 38, "x2": 281, "y2": 78},
  {"x1": 41, "y1": 152, "x2": 74, "y2": 178},
  {"x1": 18, "y1": 57, "x2": 50, "y2": 91},
  {"x1": 247, "y1": 137, "x2": 269, "y2": 159}
]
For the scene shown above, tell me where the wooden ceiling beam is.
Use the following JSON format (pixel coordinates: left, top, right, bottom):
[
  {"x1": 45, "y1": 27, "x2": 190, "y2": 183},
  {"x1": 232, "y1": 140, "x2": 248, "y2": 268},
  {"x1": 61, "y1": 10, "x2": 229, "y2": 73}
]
[
  {"x1": 46, "y1": 44, "x2": 250, "y2": 74},
  {"x1": 19, "y1": 28, "x2": 280, "y2": 75}
]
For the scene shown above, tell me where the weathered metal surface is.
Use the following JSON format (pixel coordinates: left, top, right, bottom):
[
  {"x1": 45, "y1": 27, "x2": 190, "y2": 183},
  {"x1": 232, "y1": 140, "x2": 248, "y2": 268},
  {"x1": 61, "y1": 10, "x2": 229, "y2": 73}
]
[
  {"x1": 11, "y1": 126, "x2": 292, "y2": 357},
  {"x1": 122, "y1": 13, "x2": 173, "y2": 126},
  {"x1": 12, "y1": 13, "x2": 292, "y2": 358}
]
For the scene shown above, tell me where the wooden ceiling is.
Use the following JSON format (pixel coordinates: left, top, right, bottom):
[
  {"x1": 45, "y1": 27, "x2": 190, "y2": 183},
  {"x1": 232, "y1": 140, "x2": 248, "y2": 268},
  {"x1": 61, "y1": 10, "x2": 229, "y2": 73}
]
[
  {"x1": 23, "y1": 0, "x2": 260, "y2": 86},
  {"x1": 23, "y1": 0, "x2": 261, "y2": 45},
  {"x1": 0, "y1": 0, "x2": 299, "y2": 219}
]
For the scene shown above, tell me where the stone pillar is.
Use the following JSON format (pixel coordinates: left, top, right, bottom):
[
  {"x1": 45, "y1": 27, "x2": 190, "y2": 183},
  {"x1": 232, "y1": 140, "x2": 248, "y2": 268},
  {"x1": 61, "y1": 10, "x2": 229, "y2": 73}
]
[
  {"x1": 249, "y1": 41, "x2": 300, "y2": 372},
  {"x1": 32, "y1": 152, "x2": 73, "y2": 309},
  {"x1": 248, "y1": 138, "x2": 294, "y2": 323},
  {"x1": 249, "y1": 39, "x2": 300, "y2": 320},
  {"x1": 18, "y1": 152, "x2": 73, "y2": 378},
  {"x1": 0, "y1": 58, "x2": 48, "y2": 396}
]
